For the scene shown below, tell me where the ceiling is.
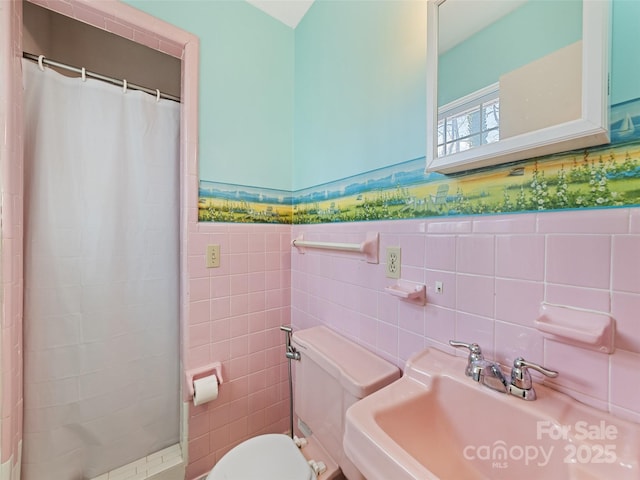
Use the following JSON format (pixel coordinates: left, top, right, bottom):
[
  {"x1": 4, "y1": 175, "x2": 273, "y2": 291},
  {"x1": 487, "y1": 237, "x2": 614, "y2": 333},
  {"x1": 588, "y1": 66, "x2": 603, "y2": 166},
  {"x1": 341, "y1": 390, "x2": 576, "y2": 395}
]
[
  {"x1": 246, "y1": 0, "x2": 315, "y2": 28},
  {"x1": 246, "y1": 0, "x2": 526, "y2": 39},
  {"x1": 439, "y1": 0, "x2": 527, "y2": 53}
]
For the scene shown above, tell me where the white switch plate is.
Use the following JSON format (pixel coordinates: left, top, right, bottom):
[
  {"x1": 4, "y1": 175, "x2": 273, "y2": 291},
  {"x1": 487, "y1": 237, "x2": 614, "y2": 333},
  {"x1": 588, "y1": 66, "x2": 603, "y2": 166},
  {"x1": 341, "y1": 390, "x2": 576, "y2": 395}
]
[
  {"x1": 435, "y1": 281, "x2": 443, "y2": 294},
  {"x1": 206, "y1": 244, "x2": 220, "y2": 268}
]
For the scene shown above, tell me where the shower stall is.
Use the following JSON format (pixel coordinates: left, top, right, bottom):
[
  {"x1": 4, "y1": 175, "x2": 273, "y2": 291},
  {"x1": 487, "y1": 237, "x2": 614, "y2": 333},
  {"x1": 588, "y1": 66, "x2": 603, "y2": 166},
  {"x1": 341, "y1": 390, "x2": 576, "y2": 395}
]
[
  {"x1": 22, "y1": 56, "x2": 180, "y2": 477},
  {"x1": 0, "y1": 1, "x2": 199, "y2": 478}
]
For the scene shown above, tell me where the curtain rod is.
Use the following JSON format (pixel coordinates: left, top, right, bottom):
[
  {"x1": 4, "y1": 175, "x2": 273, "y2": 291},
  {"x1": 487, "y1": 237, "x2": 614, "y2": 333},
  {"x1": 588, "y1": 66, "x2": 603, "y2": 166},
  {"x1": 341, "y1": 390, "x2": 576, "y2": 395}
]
[{"x1": 22, "y1": 52, "x2": 181, "y2": 103}]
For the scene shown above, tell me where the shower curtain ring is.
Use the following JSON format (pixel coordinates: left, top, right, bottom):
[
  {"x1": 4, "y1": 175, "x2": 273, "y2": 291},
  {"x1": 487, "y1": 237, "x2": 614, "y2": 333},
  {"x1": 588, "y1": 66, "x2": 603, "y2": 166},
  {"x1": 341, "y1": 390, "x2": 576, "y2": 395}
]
[
  {"x1": 122, "y1": 79, "x2": 127, "y2": 94},
  {"x1": 156, "y1": 89, "x2": 161, "y2": 102},
  {"x1": 81, "y1": 67, "x2": 86, "y2": 82},
  {"x1": 37, "y1": 55, "x2": 45, "y2": 71}
]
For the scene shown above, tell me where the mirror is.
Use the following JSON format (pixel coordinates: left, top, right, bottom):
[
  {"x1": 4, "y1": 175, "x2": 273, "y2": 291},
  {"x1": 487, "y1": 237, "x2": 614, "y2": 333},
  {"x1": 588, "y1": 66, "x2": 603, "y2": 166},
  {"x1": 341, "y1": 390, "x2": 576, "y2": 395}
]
[{"x1": 426, "y1": 0, "x2": 610, "y2": 174}]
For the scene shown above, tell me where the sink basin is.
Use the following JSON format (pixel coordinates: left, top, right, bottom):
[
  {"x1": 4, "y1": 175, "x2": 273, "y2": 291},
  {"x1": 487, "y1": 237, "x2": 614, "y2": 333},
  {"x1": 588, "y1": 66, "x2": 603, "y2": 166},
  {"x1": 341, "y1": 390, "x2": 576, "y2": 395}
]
[{"x1": 344, "y1": 348, "x2": 640, "y2": 480}]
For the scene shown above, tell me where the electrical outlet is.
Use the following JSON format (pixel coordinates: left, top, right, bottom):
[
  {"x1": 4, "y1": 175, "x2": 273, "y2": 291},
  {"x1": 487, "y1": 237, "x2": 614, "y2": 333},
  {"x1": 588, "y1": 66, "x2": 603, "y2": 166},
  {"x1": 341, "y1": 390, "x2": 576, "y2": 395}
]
[
  {"x1": 385, "y1": 246, "x2": 401, "y2": 279},
  {"x1": 206, "y1": 244, "x2": 220, "y2": 268}
]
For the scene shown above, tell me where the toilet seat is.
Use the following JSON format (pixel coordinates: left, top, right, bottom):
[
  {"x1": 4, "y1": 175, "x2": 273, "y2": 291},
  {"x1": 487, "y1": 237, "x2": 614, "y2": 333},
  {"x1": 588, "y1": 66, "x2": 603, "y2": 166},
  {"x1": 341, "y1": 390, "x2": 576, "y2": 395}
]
[{"x1": 207, "y1": 433, "x2": 316, "y2": 480}]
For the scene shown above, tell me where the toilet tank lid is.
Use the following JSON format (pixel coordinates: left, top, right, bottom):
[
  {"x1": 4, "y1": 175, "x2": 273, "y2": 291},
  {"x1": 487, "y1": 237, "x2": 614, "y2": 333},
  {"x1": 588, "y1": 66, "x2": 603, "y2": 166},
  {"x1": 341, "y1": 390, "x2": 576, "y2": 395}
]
[{"x1": 292, "y1": 326, "x2": 401, "y2": 398}]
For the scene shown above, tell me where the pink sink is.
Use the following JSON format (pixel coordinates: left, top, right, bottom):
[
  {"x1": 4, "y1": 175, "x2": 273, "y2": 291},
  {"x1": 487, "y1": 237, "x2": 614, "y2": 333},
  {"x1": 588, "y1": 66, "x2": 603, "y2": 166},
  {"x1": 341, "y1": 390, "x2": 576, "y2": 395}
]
[{"x1": 344, "y1": 348, "x2": 640, "y2": 480}]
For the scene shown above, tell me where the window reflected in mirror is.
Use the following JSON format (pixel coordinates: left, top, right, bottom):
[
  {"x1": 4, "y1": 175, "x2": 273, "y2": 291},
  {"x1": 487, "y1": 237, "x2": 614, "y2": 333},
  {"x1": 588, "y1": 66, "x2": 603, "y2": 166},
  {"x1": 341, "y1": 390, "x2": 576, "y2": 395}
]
[{"x1": 426, "y1": 0, "x2": 609, "y2": 174}]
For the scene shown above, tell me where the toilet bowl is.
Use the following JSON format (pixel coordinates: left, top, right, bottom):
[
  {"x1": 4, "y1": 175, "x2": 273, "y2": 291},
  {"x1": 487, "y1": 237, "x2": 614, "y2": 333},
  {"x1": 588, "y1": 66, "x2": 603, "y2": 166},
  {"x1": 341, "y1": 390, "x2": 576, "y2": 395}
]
[
  {"x1": 206, "y1": 434, "x2": 315, "y2": 480},
  {"x1": 206, "y1": 326, "x2": 401, "y2": 480}
]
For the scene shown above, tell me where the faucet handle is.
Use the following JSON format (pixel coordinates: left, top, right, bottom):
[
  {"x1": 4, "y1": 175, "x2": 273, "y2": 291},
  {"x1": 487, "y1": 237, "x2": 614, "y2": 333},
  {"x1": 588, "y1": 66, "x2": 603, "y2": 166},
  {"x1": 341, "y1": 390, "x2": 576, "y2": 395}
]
[
  {"x1": 510, "y1": 357, "x2": 558, "y2": 389},
  {"x1": 449, "y1": 340, "x2": 484, "y2": 377},
  {"x1": 449, "y1": 340, "x2": 482, "y2": 355}
]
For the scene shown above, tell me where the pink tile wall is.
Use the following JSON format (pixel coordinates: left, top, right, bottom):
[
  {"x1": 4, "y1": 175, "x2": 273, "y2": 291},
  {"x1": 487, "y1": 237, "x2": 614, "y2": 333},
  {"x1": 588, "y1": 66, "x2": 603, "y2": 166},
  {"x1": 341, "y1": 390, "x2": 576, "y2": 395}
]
[
  {"x1": 291, "y1": 208, "x2": 640, "y2": 424},
  {"x1": 1, "y1": 0, "x2": 25, "y2": 470},
  {"x1": 184, "y1": 223, "x2": 291, "y2": 480}
]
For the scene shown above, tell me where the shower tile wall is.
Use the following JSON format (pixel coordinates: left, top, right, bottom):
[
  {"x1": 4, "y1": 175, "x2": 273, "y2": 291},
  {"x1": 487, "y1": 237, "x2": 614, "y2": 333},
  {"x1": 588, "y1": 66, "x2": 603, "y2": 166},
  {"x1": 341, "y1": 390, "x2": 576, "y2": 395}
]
[
  {"x1": 291, "y1": 208, "x2": 640, "y2": 425},
  {"x1": 1, "y1": 0, "x2": 25, "y2": 475}
]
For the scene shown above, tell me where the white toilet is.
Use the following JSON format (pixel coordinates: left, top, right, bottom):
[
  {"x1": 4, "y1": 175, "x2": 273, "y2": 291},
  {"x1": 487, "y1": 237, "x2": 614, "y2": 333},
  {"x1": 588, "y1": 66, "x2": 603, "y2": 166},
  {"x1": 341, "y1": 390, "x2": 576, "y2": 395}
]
[{"x1": 207, "y1": 325, "x2": 401, "y2": 480}]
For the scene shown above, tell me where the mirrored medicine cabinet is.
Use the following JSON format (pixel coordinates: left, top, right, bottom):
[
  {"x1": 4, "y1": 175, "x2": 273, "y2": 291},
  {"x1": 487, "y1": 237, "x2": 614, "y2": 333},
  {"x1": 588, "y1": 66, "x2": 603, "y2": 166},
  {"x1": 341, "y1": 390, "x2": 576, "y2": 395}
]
[{"x1": 426, "y1": 0, "x2": 610, "y2": 174}]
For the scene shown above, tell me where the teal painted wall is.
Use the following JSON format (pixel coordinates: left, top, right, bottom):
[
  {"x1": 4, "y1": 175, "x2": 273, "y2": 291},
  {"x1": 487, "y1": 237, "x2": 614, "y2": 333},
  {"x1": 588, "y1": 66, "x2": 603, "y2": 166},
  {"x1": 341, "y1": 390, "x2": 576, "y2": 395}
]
[
  {"x1": 611, "y1": 0, "x2": 640, "y2": 105},
  {"x1": 127, "y1": 0, "x2": 638, "y2": 203},
  {"x1": 292, "y1": 0, "x2": 426, "y2": 190},
  {"x1": 438, "y1": 0, "x2": 582, "y2": 106},
  {"x1": 124, "y1": 0, "x2": 294, "y2": 191}
]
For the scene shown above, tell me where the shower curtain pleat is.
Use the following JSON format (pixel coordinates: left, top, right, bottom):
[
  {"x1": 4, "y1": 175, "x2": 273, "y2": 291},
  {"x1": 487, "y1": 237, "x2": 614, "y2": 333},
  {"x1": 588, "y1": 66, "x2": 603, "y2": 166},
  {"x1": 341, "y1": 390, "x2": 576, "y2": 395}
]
[{"x1": 22, "y1": 59, "x2": 180, "y2": 479}]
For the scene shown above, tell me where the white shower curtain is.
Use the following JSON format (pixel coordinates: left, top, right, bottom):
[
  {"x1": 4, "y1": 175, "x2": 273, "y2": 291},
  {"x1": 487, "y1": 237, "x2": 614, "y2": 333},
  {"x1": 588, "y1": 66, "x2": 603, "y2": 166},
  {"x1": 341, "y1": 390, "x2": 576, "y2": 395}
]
[{"x1": 22, "y1": 59, "x2": 180, "y2": 479}]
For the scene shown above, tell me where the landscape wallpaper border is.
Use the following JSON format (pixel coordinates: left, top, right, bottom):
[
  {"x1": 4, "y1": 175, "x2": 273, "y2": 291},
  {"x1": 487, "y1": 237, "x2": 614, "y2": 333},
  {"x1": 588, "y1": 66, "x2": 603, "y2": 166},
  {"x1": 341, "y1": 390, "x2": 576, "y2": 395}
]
[{"x1": 198, "y1": 97, "x2": 640, "y2": 224}]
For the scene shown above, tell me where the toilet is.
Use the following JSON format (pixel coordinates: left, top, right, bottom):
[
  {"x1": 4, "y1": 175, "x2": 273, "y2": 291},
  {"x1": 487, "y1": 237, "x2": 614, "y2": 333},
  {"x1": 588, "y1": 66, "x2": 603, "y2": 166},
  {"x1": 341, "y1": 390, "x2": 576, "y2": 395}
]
[{"x1": 207, "y1": 325, "x2": 401, "y2": 480}]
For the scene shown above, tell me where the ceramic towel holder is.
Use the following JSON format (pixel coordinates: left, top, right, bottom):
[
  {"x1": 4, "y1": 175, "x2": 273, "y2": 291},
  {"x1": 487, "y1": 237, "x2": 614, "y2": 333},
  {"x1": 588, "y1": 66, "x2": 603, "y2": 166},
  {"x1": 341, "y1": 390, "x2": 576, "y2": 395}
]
[
  {"x1": 534, "y1": 303, "x2": 615, "y2": 354},
  {"x1": 185, "y1": 362, "x2": 223, "y2": 399},
  {"x1": 291, "y1": 232, "x2": 379, "y2": 264}
]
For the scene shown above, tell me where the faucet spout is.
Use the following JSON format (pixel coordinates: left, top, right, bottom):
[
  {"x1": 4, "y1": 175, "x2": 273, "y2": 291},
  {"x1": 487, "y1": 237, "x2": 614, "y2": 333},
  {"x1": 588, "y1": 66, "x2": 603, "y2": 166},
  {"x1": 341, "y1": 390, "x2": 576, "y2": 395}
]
[
  {"x1": 449, "y1": 340, "x2": 507, "y2": 393},
  {"x1": 471, "y1": 360, "x2": 508, "y2": 393}
]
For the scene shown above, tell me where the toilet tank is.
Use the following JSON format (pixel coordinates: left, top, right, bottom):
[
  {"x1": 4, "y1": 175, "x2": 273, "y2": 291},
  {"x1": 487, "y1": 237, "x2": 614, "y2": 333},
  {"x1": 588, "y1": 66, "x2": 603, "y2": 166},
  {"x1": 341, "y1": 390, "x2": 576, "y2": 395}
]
[{"x1": 292, "y1": 326, "x2": 400, "y2": 479}]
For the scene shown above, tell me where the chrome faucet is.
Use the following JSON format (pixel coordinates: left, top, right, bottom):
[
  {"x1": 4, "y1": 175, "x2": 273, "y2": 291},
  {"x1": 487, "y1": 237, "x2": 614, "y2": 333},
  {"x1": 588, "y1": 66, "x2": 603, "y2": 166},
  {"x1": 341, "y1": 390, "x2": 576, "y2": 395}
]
[
  {"x1": 449, "y1": 341, "x2": 508, "y2": 393},
  {"x1": 449, "y1": 341, "x2": 558, "y2": 401},
  {"x1": 508, "y1": 357, "x2": 558, "y2": 401}
]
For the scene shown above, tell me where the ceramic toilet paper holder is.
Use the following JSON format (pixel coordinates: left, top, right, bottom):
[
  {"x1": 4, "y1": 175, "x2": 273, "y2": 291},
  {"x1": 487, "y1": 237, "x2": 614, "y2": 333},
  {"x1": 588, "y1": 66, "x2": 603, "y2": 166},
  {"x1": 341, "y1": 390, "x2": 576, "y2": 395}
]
[{"x1": 186, "y1": 362, "x2": 223, "y2": 399}]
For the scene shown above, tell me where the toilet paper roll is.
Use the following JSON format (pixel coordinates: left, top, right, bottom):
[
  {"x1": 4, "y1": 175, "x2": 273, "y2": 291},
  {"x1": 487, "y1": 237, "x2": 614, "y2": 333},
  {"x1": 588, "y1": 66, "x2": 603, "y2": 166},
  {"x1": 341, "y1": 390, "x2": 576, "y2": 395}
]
[{"x1": 193, "y1": 375, "x2": 219, "y2": 406}]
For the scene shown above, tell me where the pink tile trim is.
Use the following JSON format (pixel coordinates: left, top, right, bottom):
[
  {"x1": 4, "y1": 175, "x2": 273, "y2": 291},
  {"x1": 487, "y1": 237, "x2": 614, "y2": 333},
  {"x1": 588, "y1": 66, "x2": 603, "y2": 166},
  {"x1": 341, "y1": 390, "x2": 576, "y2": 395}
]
[
  {"x1": 2, "y1": 0, "x2": 24, "y2": 466},
  {"x1": 72, "y1": 3, "x2": 109, "y2": 29},
  {"x1": 426, "y1": 219, "x2": 472, "y2": 234},
  {"x1": 105, "y1": 18, "x2": 134, "y2": 41},
  {"x1": 537, "y1": 209, "x2": 629, "y2": 234},
  {"x1": 472, "y1": 214, "x2": 536, "y2": 233},
  {"x1": 159, "y1": 40, "x2": 184, "y2": 59},
  {"x1": 133, "y1": 28, "x2": 160, "y2": 50}
]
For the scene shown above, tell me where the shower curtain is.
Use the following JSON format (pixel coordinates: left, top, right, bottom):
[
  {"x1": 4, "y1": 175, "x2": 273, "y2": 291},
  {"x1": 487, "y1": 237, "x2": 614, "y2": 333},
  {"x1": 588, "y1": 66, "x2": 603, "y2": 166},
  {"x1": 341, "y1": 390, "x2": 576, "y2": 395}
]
[{"x1": 22, "y1": 59, "x2": 180, "y2": 479}]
